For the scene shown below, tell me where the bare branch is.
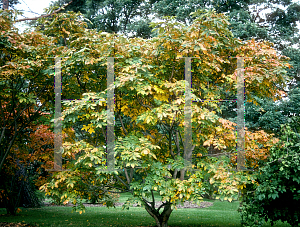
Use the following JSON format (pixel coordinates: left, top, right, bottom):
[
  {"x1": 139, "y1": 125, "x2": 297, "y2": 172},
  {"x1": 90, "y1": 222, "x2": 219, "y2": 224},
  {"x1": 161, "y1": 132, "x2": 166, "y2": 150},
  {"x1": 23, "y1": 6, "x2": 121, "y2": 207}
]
[
  {"x1": 136, "y1": 94, "x2": 153, "y2": 110},
  {"x1": 101, "y1": 126, "x2": 107, "y2": 141},
  {"x1": 115, "y1": 174, "x2": 130, "y2": 190},
  {"x1": 124, "y1": 168, "x2": 131, "y2": 184},
  {"x1": 118, "y1": 113, "x2": 128, "y2": 135},
  {"x1": 15, "y1": 1, "x2": 73, "y2": 22},
  {"x1": 169, "y1": 130, "x2": 175, "y2": 158}
]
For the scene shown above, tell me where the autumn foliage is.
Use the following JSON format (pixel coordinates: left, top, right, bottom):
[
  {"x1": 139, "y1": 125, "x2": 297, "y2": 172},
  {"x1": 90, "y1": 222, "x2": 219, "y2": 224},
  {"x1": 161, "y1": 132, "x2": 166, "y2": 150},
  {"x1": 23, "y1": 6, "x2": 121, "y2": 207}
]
[
  {"x1": 36, "y1": 9, "x2": 291, "y2": 227},
  {"x1": 0, "y1": 6, "x2": 291, "y2": 227}
]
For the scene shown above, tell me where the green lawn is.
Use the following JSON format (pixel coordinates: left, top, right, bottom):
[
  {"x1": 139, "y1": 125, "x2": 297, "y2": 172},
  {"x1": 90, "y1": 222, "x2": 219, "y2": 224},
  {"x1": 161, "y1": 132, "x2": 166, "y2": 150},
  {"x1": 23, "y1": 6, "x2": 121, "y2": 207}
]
[{"x1": 0, "y1": 193, "x2": 291, "y2": 227}]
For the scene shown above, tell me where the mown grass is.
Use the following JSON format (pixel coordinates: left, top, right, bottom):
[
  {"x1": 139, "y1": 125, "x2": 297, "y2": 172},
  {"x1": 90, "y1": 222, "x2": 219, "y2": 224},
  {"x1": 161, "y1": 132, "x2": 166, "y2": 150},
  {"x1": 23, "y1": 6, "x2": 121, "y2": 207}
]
[{"x1": 0, "y1": 193, "x2": 291, "y2": 227}]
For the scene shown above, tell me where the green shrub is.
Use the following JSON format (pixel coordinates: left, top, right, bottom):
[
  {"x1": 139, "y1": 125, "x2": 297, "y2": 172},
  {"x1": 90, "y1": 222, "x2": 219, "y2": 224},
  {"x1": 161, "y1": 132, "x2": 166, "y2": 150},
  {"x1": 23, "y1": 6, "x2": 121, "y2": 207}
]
[{"x1": 239, "y1": 126, "x2": 300, "y2": 227}]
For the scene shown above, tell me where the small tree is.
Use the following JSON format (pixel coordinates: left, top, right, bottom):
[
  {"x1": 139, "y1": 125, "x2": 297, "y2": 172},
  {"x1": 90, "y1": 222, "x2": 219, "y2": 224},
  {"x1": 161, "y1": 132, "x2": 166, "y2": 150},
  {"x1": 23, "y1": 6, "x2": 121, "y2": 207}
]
[{"x1": 39, "y1": 10, "x2": 290, "y2": 227}]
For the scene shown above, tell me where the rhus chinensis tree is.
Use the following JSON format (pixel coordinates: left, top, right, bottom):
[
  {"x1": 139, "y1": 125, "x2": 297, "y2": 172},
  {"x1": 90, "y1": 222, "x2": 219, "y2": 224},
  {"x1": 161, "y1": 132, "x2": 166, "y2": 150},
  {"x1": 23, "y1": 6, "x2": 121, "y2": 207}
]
[{"x1": 40, "y1": 9, "x2": 290, "y2": 227}]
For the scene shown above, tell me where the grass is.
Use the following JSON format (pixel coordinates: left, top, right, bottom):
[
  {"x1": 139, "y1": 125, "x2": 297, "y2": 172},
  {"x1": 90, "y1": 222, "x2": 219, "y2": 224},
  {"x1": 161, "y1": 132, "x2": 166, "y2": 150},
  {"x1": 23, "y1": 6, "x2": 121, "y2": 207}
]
[{"x1": 0, "y1": 193, "x2": 291, "y2": 227}]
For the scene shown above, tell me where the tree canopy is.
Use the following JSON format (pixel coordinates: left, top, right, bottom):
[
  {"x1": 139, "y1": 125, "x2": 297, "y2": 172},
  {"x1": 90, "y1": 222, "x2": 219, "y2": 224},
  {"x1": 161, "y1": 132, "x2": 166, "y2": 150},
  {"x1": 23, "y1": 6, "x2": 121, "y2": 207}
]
[
  {"x1": 47, "y1": 0, "x2": 299, "y2": 139},
  {"x1": 1, "y1": 1, "x2": 297, "y2": 225},
  {"x1": 31, "y1": 9, "x2": 291, "y2": 227}
]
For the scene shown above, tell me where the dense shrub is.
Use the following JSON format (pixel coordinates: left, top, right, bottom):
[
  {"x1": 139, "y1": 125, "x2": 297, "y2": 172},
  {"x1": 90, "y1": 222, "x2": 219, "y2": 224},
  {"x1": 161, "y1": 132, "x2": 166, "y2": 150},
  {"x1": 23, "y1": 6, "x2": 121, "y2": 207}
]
[{"x1": 239, "y1": 126, "x2": 300, "y2": 226}]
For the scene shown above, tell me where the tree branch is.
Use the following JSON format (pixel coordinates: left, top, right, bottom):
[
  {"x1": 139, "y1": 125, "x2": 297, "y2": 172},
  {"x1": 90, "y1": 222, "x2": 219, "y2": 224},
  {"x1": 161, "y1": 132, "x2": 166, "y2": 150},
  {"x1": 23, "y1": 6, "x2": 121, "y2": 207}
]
[
  {"x1": 136, "y1": 94, "x2": 153, "y2": 110},
  {"x1": 151, "y1": 189, "x2": 155, "y2": 209},
  {"x1": 118, "y1": 113, "x2": 128, "y2": 135},
  {"x1": 115, "y1": 174, "x2": 130, "y2": 190},
  {"x1": 15, "y1": 1, "x2": 73, "y2": 22},
  {"x1": 124, "y1": 168, "x2": 131, "y2": 184}
]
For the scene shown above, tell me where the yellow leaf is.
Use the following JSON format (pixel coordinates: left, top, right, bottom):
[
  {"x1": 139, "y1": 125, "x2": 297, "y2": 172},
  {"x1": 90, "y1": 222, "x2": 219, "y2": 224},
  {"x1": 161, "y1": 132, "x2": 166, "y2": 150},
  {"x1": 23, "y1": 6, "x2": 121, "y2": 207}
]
[
  {"x1": 215, "y1": 126, "x2": 222, "y2": 132},
  {"x1": 81, "y1": 125, "x2": 89, "y2": 131},
  {"x1": 88, "y1": 128, "x2": 95, "y2": 134},
  {"x1": 79, "y1": 211, "x2": 82, "y2": 214},
  {"x1": 142, "y1": 149, "x2": 150, "y2": 155},
  {"x1": 203, "y1": 140, "x2": 211, "y2": 146},
  {"x1": 228, "y1": 198, "x2": 233, "y2": 202},
  {"x1": 145, "y1": 116, "x2": 151, "y2": 124}
]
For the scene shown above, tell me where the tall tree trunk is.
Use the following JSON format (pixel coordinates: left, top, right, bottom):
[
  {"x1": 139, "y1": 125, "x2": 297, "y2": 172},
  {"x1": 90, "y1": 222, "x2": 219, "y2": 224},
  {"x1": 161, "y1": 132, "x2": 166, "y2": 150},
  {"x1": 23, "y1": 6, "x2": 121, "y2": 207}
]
[{"x1": 143, "y1": 200, "x2": 173, "y2": 227}]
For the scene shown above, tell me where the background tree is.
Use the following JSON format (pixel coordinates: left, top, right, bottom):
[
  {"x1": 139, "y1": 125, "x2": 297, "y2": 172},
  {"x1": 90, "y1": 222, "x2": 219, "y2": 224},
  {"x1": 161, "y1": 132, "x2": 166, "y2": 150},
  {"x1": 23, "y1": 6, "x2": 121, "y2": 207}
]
[
  {"x1": 50, "y1": 0, "x2": 153, "y2": 37},
  {"x1": 0, "y1": 122, "x2": 54, "y2": 215},
  {"x1": 245, "y1": 87, "x2": 300, "y2": 135},
  {"x1": 1, "y1": 0, "x2": 19, "y2": 10},
  {"x1": 0, "y1": 8, "x2": 62, "y2": 214},
  {"x1": 39, "y1": 9, "x2": 290, "y2": 227}
]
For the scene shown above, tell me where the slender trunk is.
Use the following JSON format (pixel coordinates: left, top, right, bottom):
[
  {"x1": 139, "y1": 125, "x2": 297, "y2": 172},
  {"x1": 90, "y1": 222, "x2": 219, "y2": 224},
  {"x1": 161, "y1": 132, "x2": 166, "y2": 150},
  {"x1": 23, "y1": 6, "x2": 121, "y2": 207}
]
[
  {"x1": 180, "y1": 168, "x2": 185, "y2": 181},
  {"x1": 0, "y1": 131, "x2": 19, "y2": 172}
]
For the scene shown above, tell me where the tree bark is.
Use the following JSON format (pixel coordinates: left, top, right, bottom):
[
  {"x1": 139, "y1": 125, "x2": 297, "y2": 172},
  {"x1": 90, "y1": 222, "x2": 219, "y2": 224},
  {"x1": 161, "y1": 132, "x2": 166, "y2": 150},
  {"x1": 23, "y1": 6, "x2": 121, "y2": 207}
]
[
  {"x1": 3, "y1": 0, "x2": 9, "y2": 10},
  {"x1": 143, "y1": 200, "x2": 172, "y2": 227},
  {"x1": 14, "y1": 1, "x2": 73, "y2": 22}
]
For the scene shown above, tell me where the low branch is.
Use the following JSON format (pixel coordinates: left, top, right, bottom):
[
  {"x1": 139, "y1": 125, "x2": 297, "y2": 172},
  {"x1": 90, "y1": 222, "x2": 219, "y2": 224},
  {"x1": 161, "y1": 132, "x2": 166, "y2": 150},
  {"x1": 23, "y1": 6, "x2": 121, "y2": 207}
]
[
  {"x1": 136, "y1": 94, "x2": 153, "y2": 110},
  {"x1": 115, "y1": 174, "x2": 130, "y2": 190},
  {"x1": 151, "y1": 190, "x2": 155, "y2": 209},
  {"x1": 124, "y1": 168, "x2": 131, "y2": 184},
  {"x1": 118, "y1": 113, "x2": 128, "y2": 135},
  {"x1": 15, "y1": 1, "x2": 73, "y2": 22},
  {"x1": 157, "y1": 201, "x2": 167, "y2": 212}
]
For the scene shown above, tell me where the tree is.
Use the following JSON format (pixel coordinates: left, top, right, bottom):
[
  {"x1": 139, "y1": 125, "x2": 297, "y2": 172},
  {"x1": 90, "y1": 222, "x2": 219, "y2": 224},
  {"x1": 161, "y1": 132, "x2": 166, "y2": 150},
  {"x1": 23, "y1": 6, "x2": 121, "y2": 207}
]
[
  {"x1": 239, "y1": 126, "x2": 300, "y2": 227},
  {"x1": 47, "y1": 0, "x2": 299, "y2": 139},
  {"x1": 1, "y1": 0, "x2": 19, "y2": 10},
  {"x1": 38, "y1": 9, "x2": 290, "y2": 227},
  {"x1": 245, "y1": 87, "x2": 300, "y2": 136},
  {"x1": 0, "y1": 8, "x2": 58, "y2": 172},
  {"x1": 0, "y1": 8, "x2": 63, "y2": 214},
  {"x1": 50, "y1": 0, "x2": 153, "y2": 37},
  {"x1": 0, "y1": 122, "x2": 54, "y2": 214}
]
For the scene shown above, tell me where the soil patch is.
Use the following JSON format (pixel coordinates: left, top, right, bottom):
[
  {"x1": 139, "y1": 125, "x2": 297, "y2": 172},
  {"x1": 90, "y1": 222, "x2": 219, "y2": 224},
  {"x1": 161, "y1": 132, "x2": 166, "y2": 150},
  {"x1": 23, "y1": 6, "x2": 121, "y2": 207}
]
[{"x1": 44, "y1": 201, "x2": 213, "y2": 209}]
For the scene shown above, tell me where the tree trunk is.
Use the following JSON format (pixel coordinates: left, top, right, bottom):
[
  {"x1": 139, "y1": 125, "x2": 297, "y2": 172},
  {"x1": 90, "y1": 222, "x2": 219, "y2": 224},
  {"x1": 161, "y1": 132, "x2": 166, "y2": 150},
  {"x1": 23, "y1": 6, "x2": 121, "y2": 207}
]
[
  {"x1": 143, "y1": 201, "x2": 173, "y2": 227},
  {"x1": 3, "y1": 0, "x2": 9, "y2": 10},
  {"x1": 4, "y1": 183, "x2": 22, "y2": 215}
]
